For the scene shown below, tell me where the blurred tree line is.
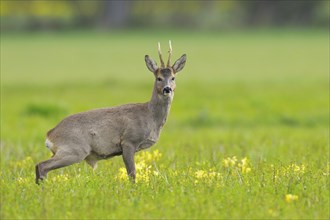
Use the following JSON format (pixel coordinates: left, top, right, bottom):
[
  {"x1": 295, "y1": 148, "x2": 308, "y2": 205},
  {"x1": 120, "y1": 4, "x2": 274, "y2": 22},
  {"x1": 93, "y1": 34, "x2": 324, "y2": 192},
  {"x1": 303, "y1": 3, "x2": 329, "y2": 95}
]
[{"x1": 0, "y1": 0, "x2": 329, "y2": 31}]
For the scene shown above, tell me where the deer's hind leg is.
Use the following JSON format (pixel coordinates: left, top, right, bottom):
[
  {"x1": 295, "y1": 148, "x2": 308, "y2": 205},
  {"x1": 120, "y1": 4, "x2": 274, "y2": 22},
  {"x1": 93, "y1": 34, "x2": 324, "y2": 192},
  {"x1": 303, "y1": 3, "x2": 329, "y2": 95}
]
[{"x1": 35, "y1": 146, "x2": 89, "y2": 184}]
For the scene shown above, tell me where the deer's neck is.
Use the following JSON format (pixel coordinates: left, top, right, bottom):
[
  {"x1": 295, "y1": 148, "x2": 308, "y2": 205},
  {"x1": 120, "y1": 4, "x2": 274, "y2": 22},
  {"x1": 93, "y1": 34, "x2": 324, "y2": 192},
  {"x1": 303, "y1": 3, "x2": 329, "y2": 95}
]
[{"x1": 148, "y1": 85, "x2": 173, "y2": 128}]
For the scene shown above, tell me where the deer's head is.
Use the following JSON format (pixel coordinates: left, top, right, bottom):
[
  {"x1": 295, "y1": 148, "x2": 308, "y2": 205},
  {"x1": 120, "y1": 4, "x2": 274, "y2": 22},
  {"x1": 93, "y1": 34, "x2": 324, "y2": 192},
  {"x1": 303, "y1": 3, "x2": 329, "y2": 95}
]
[{"x1": 145, "y1": 41, "x2": 186, "y2": 99}]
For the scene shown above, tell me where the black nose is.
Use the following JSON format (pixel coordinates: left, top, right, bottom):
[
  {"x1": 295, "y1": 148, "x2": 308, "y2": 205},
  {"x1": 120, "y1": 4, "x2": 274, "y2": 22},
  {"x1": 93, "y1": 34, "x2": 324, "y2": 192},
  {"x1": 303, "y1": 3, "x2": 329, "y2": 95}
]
[{"x1": 163, "y1": 87, "x2": 172, "y2": 94}]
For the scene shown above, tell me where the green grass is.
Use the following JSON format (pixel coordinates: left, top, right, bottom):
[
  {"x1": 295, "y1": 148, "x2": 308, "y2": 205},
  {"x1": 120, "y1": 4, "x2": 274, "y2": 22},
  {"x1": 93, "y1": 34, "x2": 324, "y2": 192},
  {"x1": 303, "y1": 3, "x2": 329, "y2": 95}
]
[{"x1": 1, "y1": 29, "x2": 329, "y2": 219}]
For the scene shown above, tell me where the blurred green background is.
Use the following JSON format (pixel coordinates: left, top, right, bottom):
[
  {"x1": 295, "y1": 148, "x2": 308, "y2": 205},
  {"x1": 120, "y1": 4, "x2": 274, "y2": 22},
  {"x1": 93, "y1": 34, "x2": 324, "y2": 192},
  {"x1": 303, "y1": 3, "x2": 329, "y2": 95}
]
[
  {"x1": 1, "y1": 1, "x2": 328, "y2": 131},
  {"x1": 0, "y1": 1, "x2": 329, "y2": 219},
  {"x1": 1, "y1": 0, "x2": 329, "y2": 165},
  {"x1": 1, "y1": 1, "x2": 329, "y2": 31}
]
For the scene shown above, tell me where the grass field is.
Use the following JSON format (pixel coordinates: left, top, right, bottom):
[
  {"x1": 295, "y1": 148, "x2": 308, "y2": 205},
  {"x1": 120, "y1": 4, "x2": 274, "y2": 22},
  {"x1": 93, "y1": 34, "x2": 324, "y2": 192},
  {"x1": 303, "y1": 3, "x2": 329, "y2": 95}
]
[{"x1": 1, "y1": 29, "x2": 329, "y2": 219}]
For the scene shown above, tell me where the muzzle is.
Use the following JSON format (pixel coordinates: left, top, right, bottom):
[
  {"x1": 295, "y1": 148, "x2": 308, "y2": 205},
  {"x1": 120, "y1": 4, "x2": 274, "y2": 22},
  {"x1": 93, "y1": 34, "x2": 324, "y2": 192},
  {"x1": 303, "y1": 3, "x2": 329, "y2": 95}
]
[{"x1": 162, "y1": 87, "x2": 172, "y2": 95}]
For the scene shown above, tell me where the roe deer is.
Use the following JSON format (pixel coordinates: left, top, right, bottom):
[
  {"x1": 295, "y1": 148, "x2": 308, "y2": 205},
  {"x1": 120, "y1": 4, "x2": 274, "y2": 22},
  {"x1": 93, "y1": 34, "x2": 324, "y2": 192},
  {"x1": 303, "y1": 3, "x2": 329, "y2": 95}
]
[{"x1": 35, "y1": 41, "x2": 186, "y2": 184}]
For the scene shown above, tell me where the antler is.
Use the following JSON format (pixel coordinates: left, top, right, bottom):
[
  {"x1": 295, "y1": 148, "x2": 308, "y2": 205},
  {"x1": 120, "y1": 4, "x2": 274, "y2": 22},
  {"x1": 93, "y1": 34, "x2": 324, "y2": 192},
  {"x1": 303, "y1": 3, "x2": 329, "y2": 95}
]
[
  {"x1": 158, "y1": 42, "x2": 165, "y2": 68},
  {"x1": 167, "y1": 40, "x2": 172, "y2": 68}
]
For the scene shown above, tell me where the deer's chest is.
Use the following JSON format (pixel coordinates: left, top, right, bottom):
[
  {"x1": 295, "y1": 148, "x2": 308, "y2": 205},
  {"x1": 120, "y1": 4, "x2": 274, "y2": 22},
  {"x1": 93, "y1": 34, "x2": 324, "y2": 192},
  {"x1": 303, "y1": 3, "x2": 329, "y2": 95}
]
[
  {"x1": 136, "y1": 128, "x2": 161, "y2": 152},
  {"x1": 136, "y1": 139, "x2": 156, "y2": 152}
]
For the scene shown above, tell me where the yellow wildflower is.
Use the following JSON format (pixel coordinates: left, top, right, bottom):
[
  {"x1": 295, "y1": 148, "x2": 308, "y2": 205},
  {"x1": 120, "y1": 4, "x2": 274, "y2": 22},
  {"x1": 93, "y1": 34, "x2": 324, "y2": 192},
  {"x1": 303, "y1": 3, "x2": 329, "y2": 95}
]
[
  {"x1": 222, "y1": 156, "x2": 252, "y2": 174},
  {"x1": 195, "y1": 170, "x2": 207, "y2": 179},
  {"x1": 222, "y1": 156, "x2": 237, "y2": 167},
  {"x1": 194, "y1": 169, "x2": 221, "y2": 186},
  {"x1": 117, "y1": 167, "x2": 128, "y2": 181},
  {"x1": 238, "y1": 157, "x2": 252, "y2": 174},
  {"x1": 116, "y1": 150, "x2": 162, "y2": 183},
  {"x1": 135, "y1": 161, "x2": 152, "y2": 183},
  {"x1": 284, "y1": 163, "x2": 306, "y2": 176},
  {"x1": 208, "y1": 171, "x2": 217, "y2": 178},
  {"x1": 152, "y1": 149, "x2": 162, "y2": 161},
  {"x1": 11, "y1": 157, "x2": 33, "y2": 168},
  {"x1": 136, "y1": 149, "x2": 162, "y2": 164},
  {"x1": 17, "y1": 177, "x2": 28, "y2": 185},
  {"x1": 292, "y1": 164, "x2": 305, "y2": 174},
  {"x1": 51, "y1": 174, "x2": 69, "y2": 182},
  {"x1": 285, "y1": 194, "x2": 299, "y2": 203}
]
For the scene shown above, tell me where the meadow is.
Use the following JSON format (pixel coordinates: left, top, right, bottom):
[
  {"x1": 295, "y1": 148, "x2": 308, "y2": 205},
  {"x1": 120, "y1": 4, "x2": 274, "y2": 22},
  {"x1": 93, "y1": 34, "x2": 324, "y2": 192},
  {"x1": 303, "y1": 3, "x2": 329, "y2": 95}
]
[{"x1": 1, "y1": 29, "x2": 329, "y2": 219}]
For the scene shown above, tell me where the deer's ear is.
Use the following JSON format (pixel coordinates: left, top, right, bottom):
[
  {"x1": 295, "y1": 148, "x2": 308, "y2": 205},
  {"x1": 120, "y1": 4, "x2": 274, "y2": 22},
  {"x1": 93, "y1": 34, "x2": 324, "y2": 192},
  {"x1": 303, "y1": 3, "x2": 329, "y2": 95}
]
[
  {"x1": 145, "y1": 55, "x2": 158, "y2": 73},
  {"x1": 172, "y1": 54, "x2": 186, "y2": 74}
]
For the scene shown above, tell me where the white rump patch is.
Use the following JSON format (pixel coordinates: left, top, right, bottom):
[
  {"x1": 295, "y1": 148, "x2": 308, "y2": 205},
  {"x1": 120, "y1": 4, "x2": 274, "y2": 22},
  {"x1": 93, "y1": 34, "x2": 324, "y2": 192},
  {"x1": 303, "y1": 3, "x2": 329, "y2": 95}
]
[{"x1": 45, "y1": 138, "x2": 54, "y2": 150}]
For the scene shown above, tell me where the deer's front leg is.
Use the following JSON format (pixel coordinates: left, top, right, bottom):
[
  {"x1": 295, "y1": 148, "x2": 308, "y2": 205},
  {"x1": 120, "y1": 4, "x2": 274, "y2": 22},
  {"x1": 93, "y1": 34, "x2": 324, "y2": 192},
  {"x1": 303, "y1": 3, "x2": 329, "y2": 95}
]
[{"x1": 122, "y1": 144, "x2": 136, "y2": 182}]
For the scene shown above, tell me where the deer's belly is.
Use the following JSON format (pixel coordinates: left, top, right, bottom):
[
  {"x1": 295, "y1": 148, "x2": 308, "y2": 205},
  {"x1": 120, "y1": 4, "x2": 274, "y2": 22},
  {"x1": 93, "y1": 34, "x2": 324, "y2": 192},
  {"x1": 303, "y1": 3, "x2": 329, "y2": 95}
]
[
  {"x1": 91, "y1": 143, "x2": 122, "y2": 159},
  {"x1": 89, "y1": 130, "x2": 122, "y2": 158}
]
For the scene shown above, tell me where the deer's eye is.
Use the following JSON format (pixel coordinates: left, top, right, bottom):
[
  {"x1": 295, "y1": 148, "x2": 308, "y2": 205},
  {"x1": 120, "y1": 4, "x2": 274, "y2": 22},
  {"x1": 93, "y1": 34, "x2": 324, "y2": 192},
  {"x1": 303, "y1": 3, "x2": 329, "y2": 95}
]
[
  {"x1": 157, "y1": 77, "x2": 162, "y2": 82},
  {"x1": 172, "y1": 77, "x2": 175, "y2": 81}
]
